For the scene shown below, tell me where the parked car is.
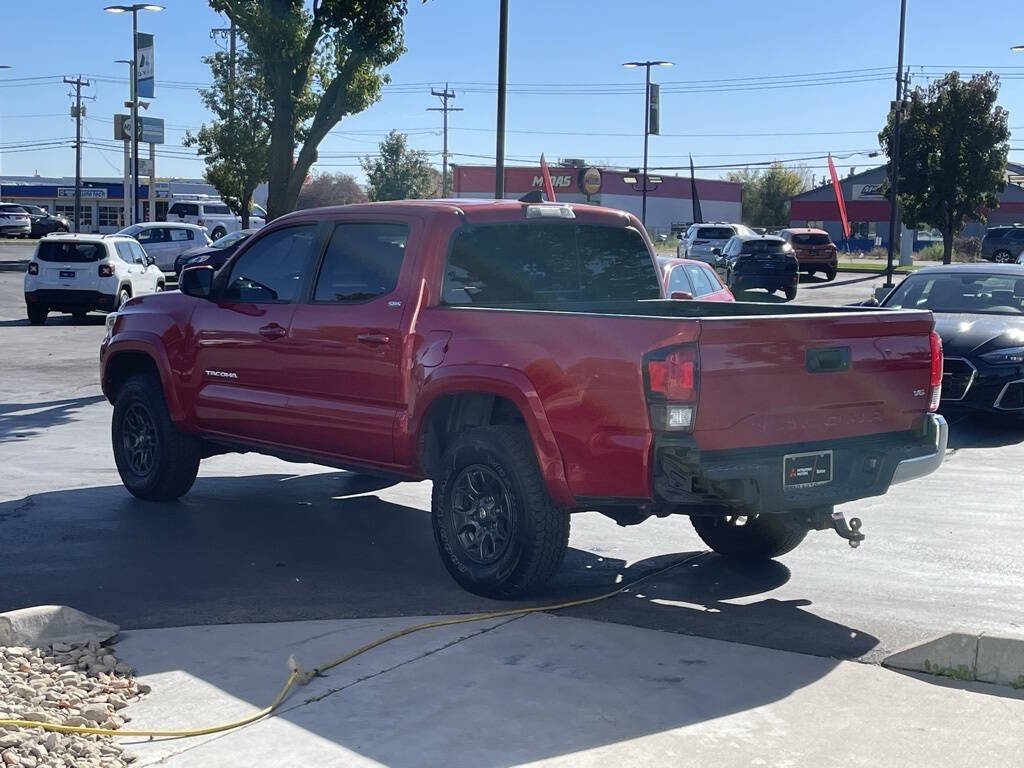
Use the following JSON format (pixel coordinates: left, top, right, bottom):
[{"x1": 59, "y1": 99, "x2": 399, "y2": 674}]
[
  {"x1": 173, "y1": 228, "x2": 257, "y2": 278},
  {"x1": 677, "y1": 222, "x2": 752, "y2": 263},
  {"x1": 657, "y1": 257, "x2": 735, "y2": 301},
  {"x1": 117, "y1": 222, "x2": 212, "y2": 274},
  {"x1": 16, "y1": 204, "x2": 70, "y2": 237},
  {"x1": 713, "y1": 235, "x2": 800, "y2": 300},
  {"x1": 24, "y1": 233, "x2": 164, "y2": 324},
  {"x1": 980, "y1": 224, "x2": 1024, "y2": 263},
  {"x1": 101, "y1": 199, "x2": 946, "y2": 597},
  {"x1": 777, "y1": 227, "x2": 838, "y2": 280},
  {"x1": 0, "y1": 203, "x2": 32, "y2": 238},
  {"x1": 871, "y1": 264, "x2": 1024, "y2": 415},
  {"x1": 166, "y1": 197, "x2": 265, "y2": 240}
]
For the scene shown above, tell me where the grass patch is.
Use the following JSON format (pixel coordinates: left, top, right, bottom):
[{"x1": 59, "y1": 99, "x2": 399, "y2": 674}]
[
  {"x1": 837, "y1": 261, "x2": 923, "y2": 273},
  {"x1": 1010, "y1": 676, "x2": 1024, "y2": 690},
  {"x1": 922, "y1": 660, "x2": 975, "y2": 681}
]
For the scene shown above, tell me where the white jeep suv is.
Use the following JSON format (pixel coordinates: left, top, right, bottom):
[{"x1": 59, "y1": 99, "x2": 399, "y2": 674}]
[
  {"x1": 24, "y1": 233, "x2": 165, "y2": 325},
  {"x1": 166, "y1": 198, "x2": 265, "y2": 241}
]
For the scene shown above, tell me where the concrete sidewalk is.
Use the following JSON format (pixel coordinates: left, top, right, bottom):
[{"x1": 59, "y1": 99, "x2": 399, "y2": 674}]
[{"x1": 114, "y1": 612, "x2": 1024, "y2": 768}]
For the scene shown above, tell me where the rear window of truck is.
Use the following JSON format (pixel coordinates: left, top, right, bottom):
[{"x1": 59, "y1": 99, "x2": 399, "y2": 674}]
[
  {"x1": 442, "y1": 222, "x2": 660, "y2": 305},
  {"x1": 36, "y1": 241, "x2": 105, "y2": 262}
]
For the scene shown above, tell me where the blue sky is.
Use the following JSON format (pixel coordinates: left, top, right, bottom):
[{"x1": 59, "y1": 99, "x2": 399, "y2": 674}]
[{"x1": 2, "y1": 0, "x2": 1023, "y2": 184}]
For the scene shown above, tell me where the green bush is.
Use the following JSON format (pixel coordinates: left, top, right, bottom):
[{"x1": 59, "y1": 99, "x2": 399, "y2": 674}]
[{"x1": 915, "y1": 238, "x2": 981, "y2": 263}]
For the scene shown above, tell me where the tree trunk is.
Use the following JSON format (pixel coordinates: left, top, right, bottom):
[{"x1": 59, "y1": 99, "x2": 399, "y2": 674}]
[
  {"x1": 942, "y1": 229, "x2": 954, "y2": 265},
  {"x1": 265, "y1": 80, "x2": 295, "y2": 221},
  {"x1": 240, "y1": 190, "x2": 251, "y2": 229}
]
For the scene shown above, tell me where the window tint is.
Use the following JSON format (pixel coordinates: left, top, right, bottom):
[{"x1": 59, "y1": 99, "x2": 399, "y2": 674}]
[
  {"x1": 212, "y1": 230, "x2": 247, "y2": 248},
  {"x1": 885, "y1": 274, "x2": 1024, "y2": 315},
  {"x1": 314, "y1": 222, "x2": 407, "y2": 302},
  {"x1": 667, "y1": 267, "x2": 693, "y2": 296},
  {"x1": 37, "y1": 241, "x2": 105, "y2": 263},
  {"x1": 202, "y1": 204, "x2": 231, "y2": 215},
  {"x1": 170, "y1": 203, "x2": 198, "y2": 217},
  {"x1": 741, "y1": 239, "x2": 788, "y2": 254},
  {"x1": 169, "y1": 228, "x2": 191, "y2": 242},
  {"x1": 696, "y1": 227, "x2": 734, "y2": 240},
  {"x1": 685, "y1": 265, "x2": 716, "y2": 296},
  {"x1": 791, "y1": 232, "x2": 832, "y2": 246},
  {"x1": 114, "y1": 242, "x2": 134, "y2": 263},
  {"x1": 443, "y1": 222, "x2": 659, "y2": 305},
  {"x1": 134, "y1": 227, "x2": 164, "y2": 244},
  {"x1": 0, "y1": 204, "x2": 27, "y2": 214},
  {"x1": 224, "y1": 225, "x2": 318, "y2": 303},
  {"x1": 1007, "y1": 229, "x2": 1024, "y2": 241},
  {"x1": 129, "y1": 241, "x2": 148, "y2": 265}
]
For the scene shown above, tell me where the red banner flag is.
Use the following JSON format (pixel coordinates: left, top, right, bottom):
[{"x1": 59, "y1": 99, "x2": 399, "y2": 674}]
[
  {"x1": 540, "y1": 153, "x2": 556, "y2": 202},
  {"x1": 827, "y1": 153, "x2": 850, "y2": 239}
]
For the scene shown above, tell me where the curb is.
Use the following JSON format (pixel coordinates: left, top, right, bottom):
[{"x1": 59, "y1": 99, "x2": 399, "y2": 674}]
[
  {"x1": 0, "y1": 605, "x2": 119, "y2": 647},
  {"x1": 882, "y1": 632, "x2": 1024, "y2": 689}
]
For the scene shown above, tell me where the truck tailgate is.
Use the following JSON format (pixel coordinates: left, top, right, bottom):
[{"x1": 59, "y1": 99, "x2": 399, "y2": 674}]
[{"x1": 694, "y1": 309, "x2": 935, "y2": 451}]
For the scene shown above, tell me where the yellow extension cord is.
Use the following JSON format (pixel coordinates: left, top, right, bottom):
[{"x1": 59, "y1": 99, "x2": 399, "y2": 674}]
[{"x1": 0, "y1": 552, "x2": 704, "y2": 740}]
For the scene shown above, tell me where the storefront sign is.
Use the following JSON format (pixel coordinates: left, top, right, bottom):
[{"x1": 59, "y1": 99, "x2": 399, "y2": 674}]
[{"x1": 57, "y1": 188, "x2": 107, "y2": 199}]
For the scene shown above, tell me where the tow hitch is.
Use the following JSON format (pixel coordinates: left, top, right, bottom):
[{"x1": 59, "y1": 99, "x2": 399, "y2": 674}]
[
  {"x1": 806, "y1": 507, "x2": 865, "y2": 548},
  {"x1": 830, "y1": 510, "x2": 864, "y2": 548}
]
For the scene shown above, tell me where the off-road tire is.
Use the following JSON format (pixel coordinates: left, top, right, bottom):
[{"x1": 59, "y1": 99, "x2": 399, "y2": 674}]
[
  {"x1": 691, "y1": 513, "x2": 809, "y2": 560},
  {"x1": 112, "y1": 372, "x2": 201, "y2": 501},
  {"x1": 27, "y1": 304, "x2": 48, "y2": 325},
  {"x1": 432, "y1": 426, "x2": 570, "y2": 598}
]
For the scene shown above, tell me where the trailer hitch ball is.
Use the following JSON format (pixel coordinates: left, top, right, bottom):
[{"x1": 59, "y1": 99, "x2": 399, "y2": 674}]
[{"x1": 831, "y1": 510, "x2": 865, "y2": 548}]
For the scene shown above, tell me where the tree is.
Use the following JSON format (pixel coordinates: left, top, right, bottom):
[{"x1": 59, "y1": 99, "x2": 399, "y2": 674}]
[
  {"x1": 880, "y1": 71, "x2": 1009, "y2": 264},
  {"x1": 725, "y1": 163, "x2": 810, "y2": 226},
  {"x1": 295, "y1": 171, "x2": 368, "y2": 209},
  {"x1": 212, "y1": 0, "x2": 409, "y2": 219},
  {"x1": 361, "y1": 130, "x2": 437, "y2": 201},
  {"x1": 183, "y1": 47, "x2": 271, "y2": 228}
]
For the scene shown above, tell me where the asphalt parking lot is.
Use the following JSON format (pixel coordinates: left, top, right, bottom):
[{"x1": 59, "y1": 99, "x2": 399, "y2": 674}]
[{"x1": 1, "y1": 239, "x2": 1021, "y2": 665}]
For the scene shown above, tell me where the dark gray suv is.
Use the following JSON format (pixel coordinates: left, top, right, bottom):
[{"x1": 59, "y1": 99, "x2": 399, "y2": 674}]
[{"x1": 981, "y1": 225, "x2": 1024, "y2": 262}]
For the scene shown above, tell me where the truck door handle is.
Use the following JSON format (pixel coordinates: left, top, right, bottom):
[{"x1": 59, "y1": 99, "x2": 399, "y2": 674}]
[
  {"x1": 258, "y1": 323, "x2": 287, "y2": 340},
  {"x1": 357, "y1": 332, "x2": 390, "y2": 345}
]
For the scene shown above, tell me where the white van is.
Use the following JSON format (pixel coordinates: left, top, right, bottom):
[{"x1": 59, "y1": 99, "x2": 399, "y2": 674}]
[{"x1": 166, "y1": 196, "x2": 265, "y2": 240}]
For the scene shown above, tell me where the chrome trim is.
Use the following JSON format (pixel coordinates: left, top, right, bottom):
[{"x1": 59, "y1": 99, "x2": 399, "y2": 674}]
[
  {"x1": 993, "y1": 379, "x2": 1024, "y2": 410},
  {"x1": 941, "y1": 356, "x2": 977, "y2": 402},
  {"x1": 891, "y1": 414, "x2": 948, "y2": 485}
]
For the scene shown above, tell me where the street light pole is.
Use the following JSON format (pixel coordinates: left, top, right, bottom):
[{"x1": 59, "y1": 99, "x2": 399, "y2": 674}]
[
  {"x1": 885, "y1": 0, "x2": 907, "y2": 288},
  {"x1": 623, "y1": 60, "x2": 672, "y2": 229},
  {"x1": 105, "y1": 4, "x2": 163, "y2": 225}
]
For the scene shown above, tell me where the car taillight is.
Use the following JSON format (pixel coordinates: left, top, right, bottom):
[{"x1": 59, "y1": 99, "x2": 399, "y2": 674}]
[
  {"x1": 27, "y1": 262, "x2": 39, "y2": 275},
  {"x1": 644, "y1": 344, "x2": 699, "y2": 431},
  {"x1": 98, "y1": 264, "x2": 114, "y2": 278},
  {"x1": 928, "y1": 329, "x2": 943, "y2": 412}
]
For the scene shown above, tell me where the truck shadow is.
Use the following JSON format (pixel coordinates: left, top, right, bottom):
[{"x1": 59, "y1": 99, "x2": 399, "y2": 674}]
[
  {"x1": 944, "y1": 410, "x2": 1024, "y2": 450},
  {"x1": 0, "y1": 473, "x2": 878, "y2": 766}
]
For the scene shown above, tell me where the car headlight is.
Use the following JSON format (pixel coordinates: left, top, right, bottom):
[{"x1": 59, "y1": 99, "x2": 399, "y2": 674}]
[{"x1": 980, "y1": 347, "x2": 1024, "y2": 365}]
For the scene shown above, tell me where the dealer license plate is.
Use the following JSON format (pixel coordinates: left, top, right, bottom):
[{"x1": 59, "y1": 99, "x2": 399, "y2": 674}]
[
  {"x1": 59, "y1": 270, "x2": 76, "y2": 279},
  {"x1": 783, "y1": 450, "x2": 833, "y2": 488}
]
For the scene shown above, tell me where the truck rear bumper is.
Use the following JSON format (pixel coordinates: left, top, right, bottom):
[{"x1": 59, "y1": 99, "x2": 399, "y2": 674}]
[{"x1": 653, "y1": 414, "x2": 947, "y2": 513}]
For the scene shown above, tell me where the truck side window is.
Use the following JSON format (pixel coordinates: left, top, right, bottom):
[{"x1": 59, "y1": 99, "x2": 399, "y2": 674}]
[
  {"x1": 224, "y1": 225, "x2": 318, "y2": 303},
  {"x1": 313, "y1": 222, "x2": 408, "y2": 302}
]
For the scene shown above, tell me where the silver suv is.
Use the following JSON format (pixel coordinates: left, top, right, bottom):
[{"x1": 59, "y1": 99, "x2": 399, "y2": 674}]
[{"x1": 677, "y1": 222, "x2": 752, "y2": 264}]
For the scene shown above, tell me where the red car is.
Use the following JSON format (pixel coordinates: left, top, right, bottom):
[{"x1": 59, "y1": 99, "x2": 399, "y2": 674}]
[
  {"x1": 778, "y1": 228, "x2": 839, "y2": 280},
  {"x1": 658, "y1": 257, "x2": 735, "y2": 301},
  {"x1": 101, "y1": 199, "x2": 946, "y2": 597}
]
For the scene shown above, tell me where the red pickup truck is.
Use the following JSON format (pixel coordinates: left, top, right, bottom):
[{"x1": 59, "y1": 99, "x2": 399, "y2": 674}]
[{"x1": 100, "y1": 199, "x2": 947, "y2": 597}]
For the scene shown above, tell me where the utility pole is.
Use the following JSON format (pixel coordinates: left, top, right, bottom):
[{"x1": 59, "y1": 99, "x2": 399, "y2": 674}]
[
  {"x1": 885, "y1": 0, "x2": 908, "y2": 288},
  {"x1": 427, "y1": 83, "x2": 463, "y2": 198},
  {"x1": 64, "y1": 75, "x2": 90, "y2": 234},
  {"x1": 212, "y1": 19, "x2": 237, "y2": 124},
  {"x1": 494, "y1": 0, "x2": 508, "y2": 199}
]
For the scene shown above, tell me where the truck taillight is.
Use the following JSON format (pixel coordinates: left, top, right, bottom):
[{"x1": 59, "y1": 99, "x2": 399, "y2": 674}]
[
  {"x1": 928, "y1": 329, "x2": 943, "y2": 412},
  {"x1": 98, "y1": 264, "x2": 114, "y2": 278},
  {"x1": 27, "y1": 262, "x2": 38, "y2": 275},
  {"x1": 645, "y1": 344, "x2": 698, "y2": 431}
]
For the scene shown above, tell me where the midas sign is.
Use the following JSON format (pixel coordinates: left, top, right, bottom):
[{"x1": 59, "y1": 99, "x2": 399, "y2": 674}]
[{"x1": 532, "y1": 175, "x2": 574, "y2": 188}]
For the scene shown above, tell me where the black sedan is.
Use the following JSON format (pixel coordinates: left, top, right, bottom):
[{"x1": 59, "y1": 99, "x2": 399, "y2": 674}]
[
  {"x1": 878, "y1": 264, "x2": 1024, "y2": 415},
  {"x1": 173, "y1": 228, "x2": 256, "y2": 278},
  {"x1": 21, "y1": 204, "x2": 69, "y2": 237}
]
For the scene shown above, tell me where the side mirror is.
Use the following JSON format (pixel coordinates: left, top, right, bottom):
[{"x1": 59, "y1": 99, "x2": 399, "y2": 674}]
[
  {"x1": 710, "y1": 248, "x2": 722, "y2": 256},
  {"x1": 670, "y1": 290, "x2": 694, "y2": 300},
  {"x1": 180, "y1": 265, "x2": 215, "y2": 299}
]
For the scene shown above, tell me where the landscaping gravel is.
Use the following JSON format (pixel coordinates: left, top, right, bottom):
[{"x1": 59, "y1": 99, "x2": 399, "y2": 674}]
[{"x1": 0, "y1": 641, "x2": 148, "y2": 767}]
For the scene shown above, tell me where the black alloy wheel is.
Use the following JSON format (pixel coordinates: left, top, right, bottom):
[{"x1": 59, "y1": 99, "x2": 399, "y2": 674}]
[{"x1": 449, "y1": 465, "x2": 515, "y2": 565}]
